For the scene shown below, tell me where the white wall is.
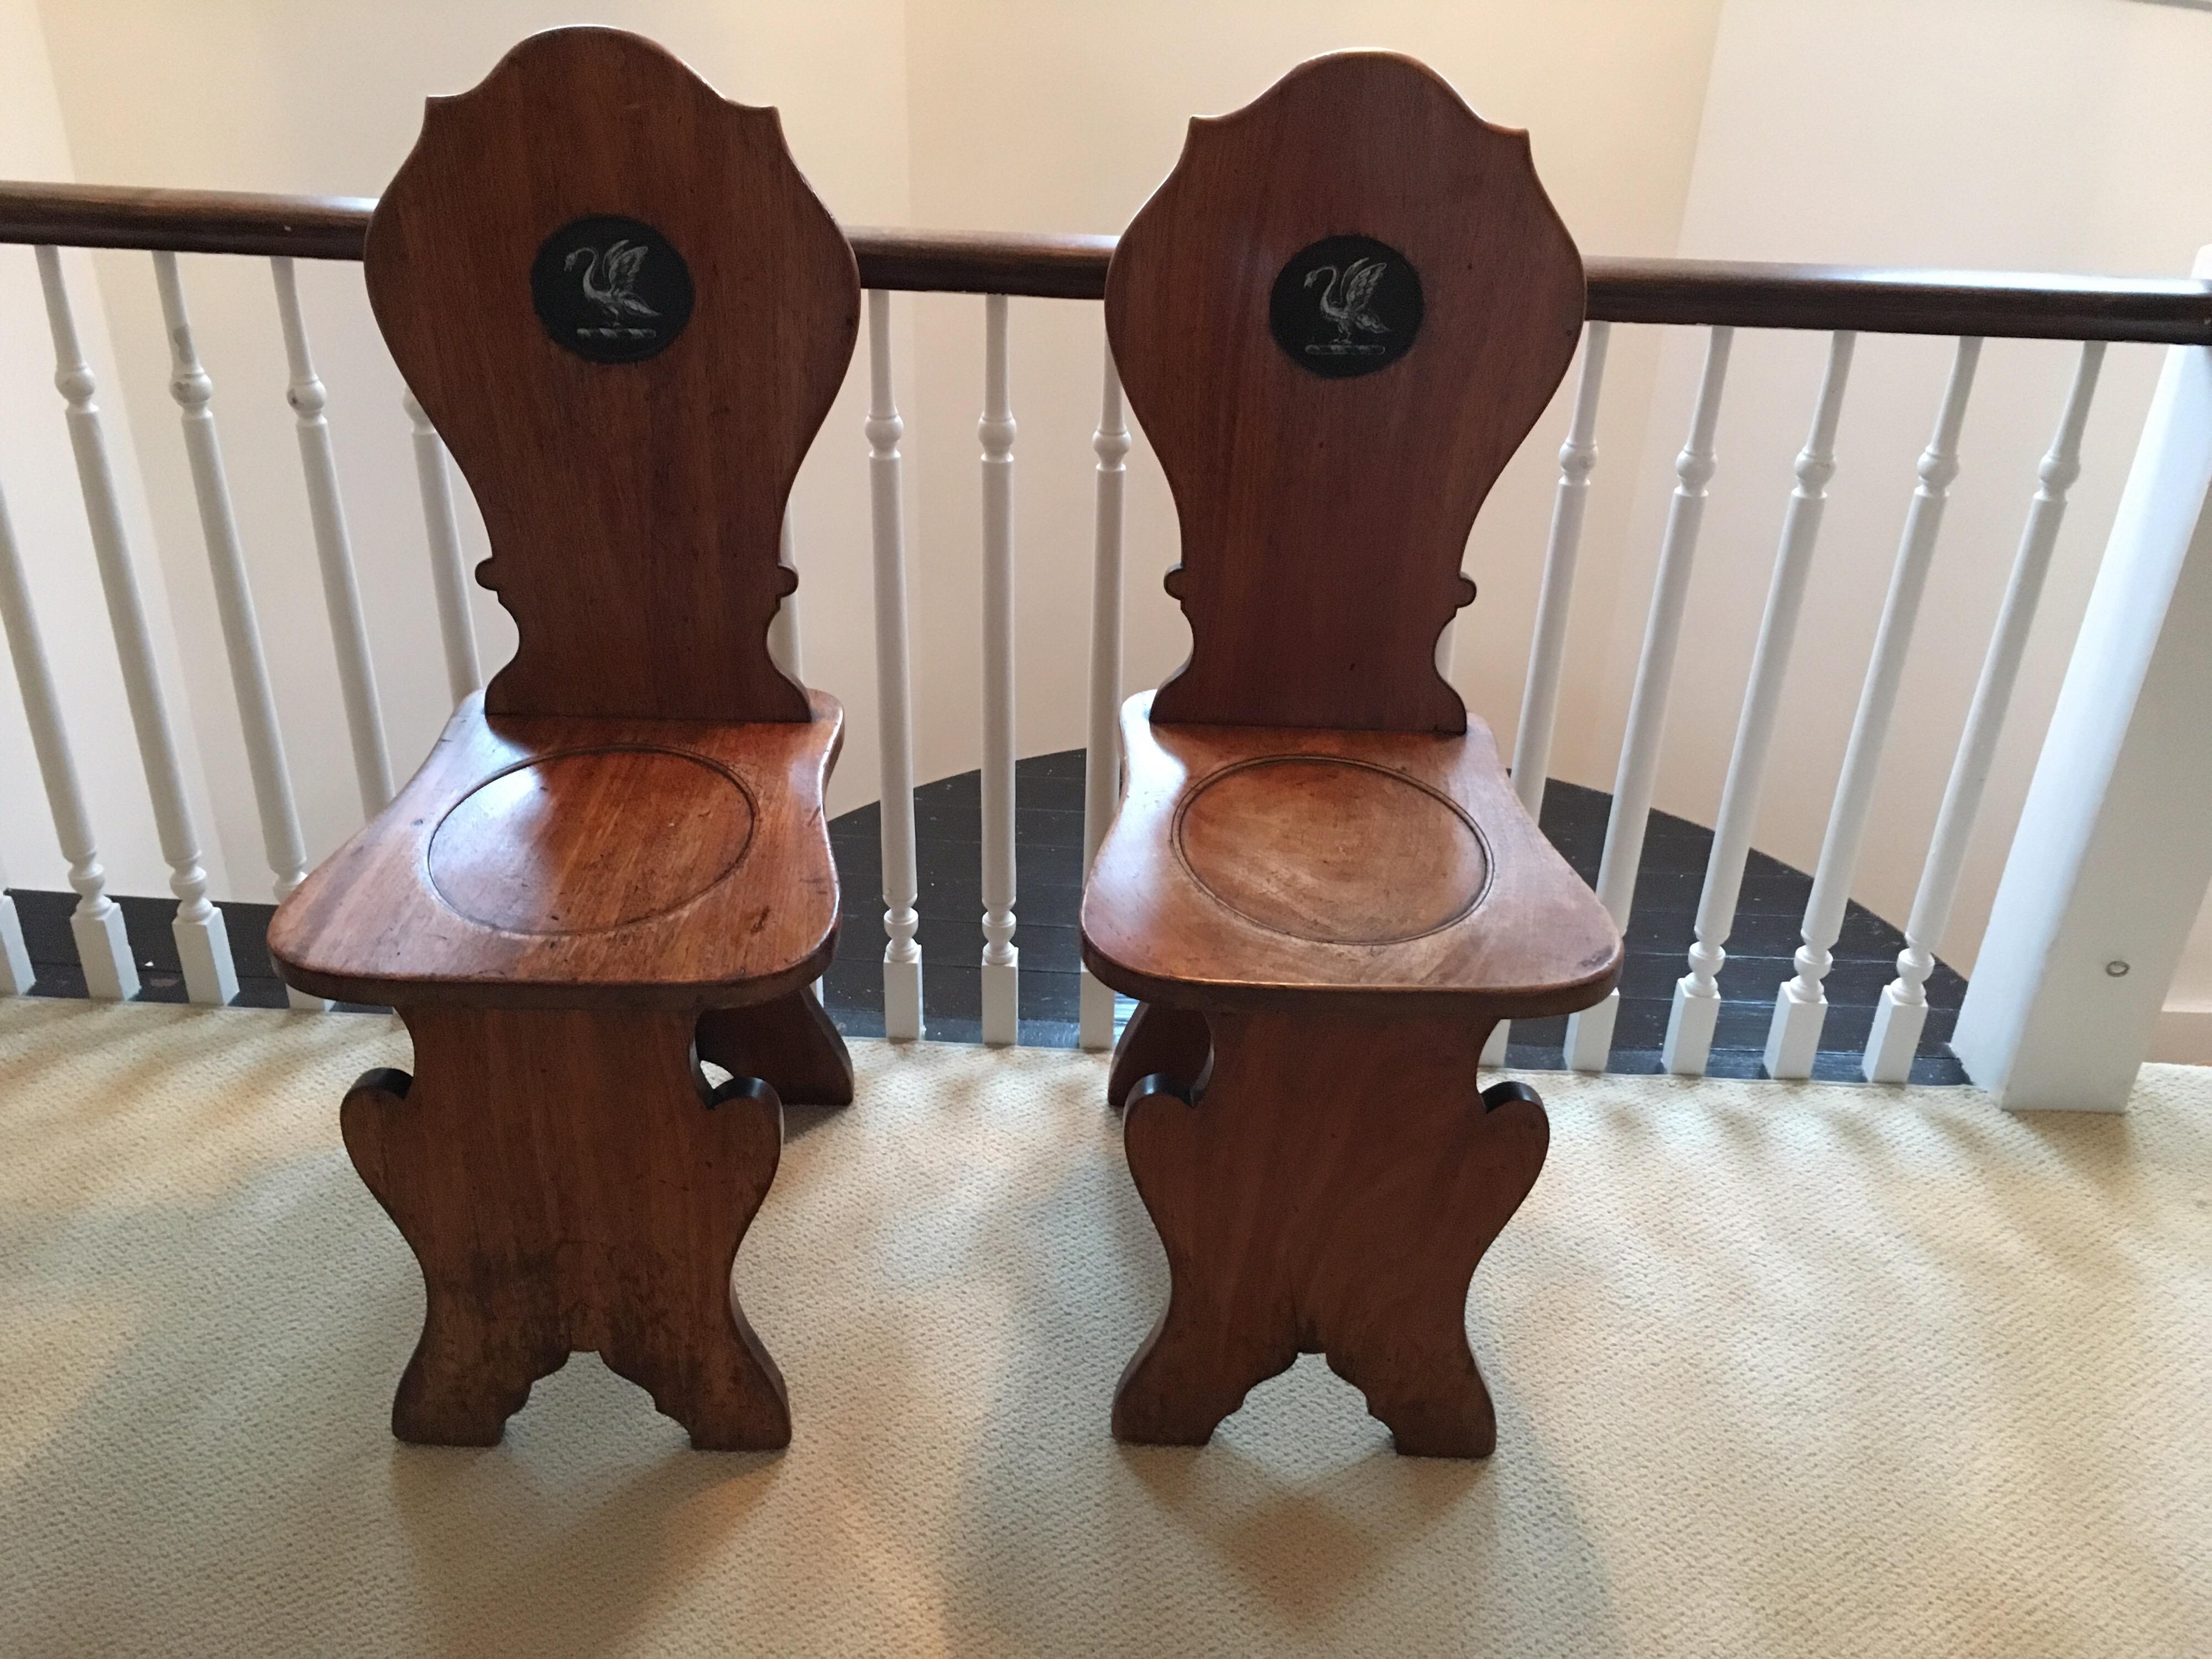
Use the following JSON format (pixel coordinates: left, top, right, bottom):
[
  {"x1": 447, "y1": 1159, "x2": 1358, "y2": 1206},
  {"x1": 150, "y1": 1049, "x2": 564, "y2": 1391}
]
[{"x1": 4, "y1": 0, "x2": 2209, "y2": 1021}]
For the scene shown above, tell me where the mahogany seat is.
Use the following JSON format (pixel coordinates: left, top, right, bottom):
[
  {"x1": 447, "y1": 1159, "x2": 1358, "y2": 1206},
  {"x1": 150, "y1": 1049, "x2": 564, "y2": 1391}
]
[
  {"x1": 1079, "y1": 52, "x2": 1623, "y2": 1458},
  {"x1": 1083, "y1": 693, "x2": 1616, "y2": 1014},
  {"x1": 267, "y1": 27, "x2": 859, "y2": 1452},
  {"x1": 272, "y1": 696, "x2": 842, "y2": 1013}
]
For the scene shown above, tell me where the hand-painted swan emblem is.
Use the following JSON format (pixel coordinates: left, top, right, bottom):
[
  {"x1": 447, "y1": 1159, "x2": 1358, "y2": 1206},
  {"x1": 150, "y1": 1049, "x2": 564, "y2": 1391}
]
[
  {"x1": 565, "y1": 241, "x2": 660, "y2": 322},
  {"x1": 1304, "y1": 257, "x2": 1390, "y2": 353}
]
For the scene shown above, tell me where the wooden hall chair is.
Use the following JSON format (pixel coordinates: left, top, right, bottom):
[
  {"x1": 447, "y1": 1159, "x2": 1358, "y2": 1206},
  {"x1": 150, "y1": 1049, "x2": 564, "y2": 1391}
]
[
  {"x1": 267, "y1": 29, "x2": 859, "y2": 1451},
  {"x1": 1081, "y1": 53, "x2": 1624, "y2": 1458}
]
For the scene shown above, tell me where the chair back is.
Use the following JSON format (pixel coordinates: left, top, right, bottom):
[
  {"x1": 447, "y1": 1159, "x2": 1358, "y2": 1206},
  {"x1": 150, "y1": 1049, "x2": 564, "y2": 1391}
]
[
  {"x1": 367, "y1": 27, "x2": 858, "y2": 722},
  {"x1": 1106, "y1": 53, "x2": 1584, "y2": 733}
]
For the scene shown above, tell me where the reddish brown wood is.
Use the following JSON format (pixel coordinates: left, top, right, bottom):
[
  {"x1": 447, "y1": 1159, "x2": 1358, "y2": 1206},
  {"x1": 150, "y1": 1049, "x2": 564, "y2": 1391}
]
[
  {"x1": 697, "y1": 988, "x2": 855, "y2": 1108},
  {"x1": 365, "y1": 27, "x2": 858, "y2": 722},
  {"x1": 848, "y1": 226, "x2": 1118, "y2": 298},
  {"x1": 9, "y1": 178, "x2": 2210, "y2": 346},
  {"x1": 1107, "y1": 1002, "x2": 1211, "y2": 1110},
  {"x1": 271, "y1": 29, "x2": 859, "y2": 1448},
  {"x1": 1081, "y1": 694, "x2": 1620, "y2": 1018},
  {"x1": 1115, "y1": 1010, "x2": 1546, "y2": 1457},
  {"x1": 342, "y1": 1006, "x2": 790, "y2": 1448},
  {"x1": 1081, "y1": 55, "x2": 1620, "y2": 1457},
  {"x1": 268, "y1": 693, "x2": 845, "y2": 1011},
  {"x1": 1105, "y1": 53, "x2": 1584, "y2": 733}
]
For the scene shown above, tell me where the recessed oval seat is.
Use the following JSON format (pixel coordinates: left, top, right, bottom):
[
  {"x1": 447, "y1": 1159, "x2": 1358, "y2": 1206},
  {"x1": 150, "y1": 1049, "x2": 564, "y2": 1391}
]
[
  {"x1": 269, "y1": 693, "x2": 841, "y2": 1009},
  {"x1": 428, "y1": 747, "x2": 757, "y2": 936},
  {"x1": 1083, "y1": 693, "x2": 1619, "y2": 1016}
]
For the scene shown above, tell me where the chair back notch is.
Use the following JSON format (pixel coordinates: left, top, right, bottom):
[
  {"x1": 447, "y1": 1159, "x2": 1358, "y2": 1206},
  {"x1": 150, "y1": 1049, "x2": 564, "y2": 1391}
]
[{"x1": 367, "y1": 27, "x2": 859, "y2": 722}]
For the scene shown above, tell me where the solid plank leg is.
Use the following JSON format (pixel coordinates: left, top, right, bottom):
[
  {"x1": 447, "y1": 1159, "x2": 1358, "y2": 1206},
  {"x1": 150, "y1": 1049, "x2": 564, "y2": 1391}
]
[
  {"x1": 1114, "y1": 1010, "x2": 1547, "y2": 1457},
  {"x1": 342, "y1": 1006, "x2": 791, "y2": 1449},
  {"x1": 696, "y1": 986, "x2": 854, "y2": 1107},
  {"x1": 1106, "y1": 1000, "x2": 1211, "y2": 1110}
]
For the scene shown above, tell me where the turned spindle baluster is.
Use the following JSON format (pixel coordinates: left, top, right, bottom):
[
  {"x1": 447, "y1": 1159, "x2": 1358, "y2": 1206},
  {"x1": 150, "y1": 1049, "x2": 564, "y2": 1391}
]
[
  {"x1": 1867, "y1": 341, "x2": 2107, "y2": 1083},
  {"x1": 0, "y1": 469, "x2": 135, "y2": 999},
  {"x1": 1078, "y1": 345, "x2": 1130, "y2": 1052},
  {"x1": 1766, "y1": 337, "x2": 1981, "y2": 1077},
  {"x1": 978, "y1": 293, "x2": 1019, "y2": 1045},
  {"x1": 272, "y1": 255, "x2": 390, "y2": 815},
  {"x1": 1564, "y1": 327, "x2": 1733, "y2": 1072},
  {"x1": 154, "y1": 258, "x2": 310, "y2": 895},
  {"x1": 38, "y1": 245, "x2": 236, "y2": 1006},
  {"x1": 1491, "y1": 320, "x2": 1610, "y2": 1066},
  {"x1": 867, "y1": 289, "x2": 924, "y2": 1040},
  {"x1": 1664, "y1": 331, "x2": 1855, "y2": 1077},
  {"x1": 401, "y1": 388, "x2": 482, "y2": 706}
]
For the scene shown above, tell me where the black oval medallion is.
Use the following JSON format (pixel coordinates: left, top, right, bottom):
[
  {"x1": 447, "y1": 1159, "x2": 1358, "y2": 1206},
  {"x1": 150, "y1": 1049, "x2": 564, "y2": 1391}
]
[
  {"x1": 1269, "y1": 234, "x2": 1423, "y2": 379},
  {"x1": 530, "y1": 215, "x2": 695, "y2": 364}
]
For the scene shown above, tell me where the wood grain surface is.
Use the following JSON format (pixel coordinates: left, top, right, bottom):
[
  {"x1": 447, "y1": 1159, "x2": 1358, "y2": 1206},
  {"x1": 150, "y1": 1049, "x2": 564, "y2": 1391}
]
[
  {"x1": 364, "y1": 27, "x2": 859, "y2": 722},
  {"x1": 1105, "y1": 51, "x2": 1585, "y2": 733},
  {"x1": 269, "y1": 692, "x2": 843, "y2": 1010},
  {"x1": 1081, "y1": 692, "x2": 1620, "y2": 1016},
  {"x1": 342, "y1": 1006, "x2": 791, "y2": 1448},
  {"x1": 1113, "y1": 1009, "x2": 1547, "y2": 1457},
  {"x1": 1107, "y1": 1001, "x2": 1212, "y2": 1110}
]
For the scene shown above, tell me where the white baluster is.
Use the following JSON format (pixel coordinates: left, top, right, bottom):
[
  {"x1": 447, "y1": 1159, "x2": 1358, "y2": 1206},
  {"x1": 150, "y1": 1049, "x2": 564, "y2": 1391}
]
[
  {"x1": 978, "y1": 294, "x2": 1020, "y2": 1046},
  {"x1": 1767, "y1": 337, "x2": 1981, "y2": 1077},
  {"x1": 401, "y1": 387, "x2": 482, "y2": 705},
  {"x1": 156, "y1": 260, "x2": 307, "y2": 883},
  {"x1": 271, "y1": 256, "x2": 390, "y2": 816},
  {"x1": 867, "y1": 290, "x2": 924, "y2": 1040},
  {"x1": 1663, "y1": 331, "x2": 1856, "y2": 1077},
  {"x1": 0, "y1": 853, "x2": 29, "y2": 995},
  {"x1": 1564, "y1": 327, "x2": 1734, "y2": 1072},
  {"x1": 0, "y1": 470, "x2": 137, "y2": 999},
  {"x1": 1491, "y1": 320, "x2": 1611, "y2": 1068},
  {"x1": 1078, "y1": 344, "x2": 1129, "y2": 1052},
  {"x1": 155, "y1": 256, "x2": 327, "y2": 1010},
  {"x1": 1867, "y1": 341, "x2": 2107, "y2": 1083},
  {"x1": 1513, "y1": 321, "x2": 1611, "y2": 820},
  {"x1": 37, "y1": 246, "x2": 236, "y2": 1005},
  {"x1": 768, "y1": 508, "x2": 803, "y2": 681}
]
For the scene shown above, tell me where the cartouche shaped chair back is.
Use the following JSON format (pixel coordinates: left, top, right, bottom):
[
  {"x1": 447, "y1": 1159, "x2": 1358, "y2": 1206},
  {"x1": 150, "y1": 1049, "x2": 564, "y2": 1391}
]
[
  {"x1": 1105, "y1": 51, "x2": 1584, "y2": 732},
  {"x1": 366, "y1": 25, "x2": 859, "y2": 721}
]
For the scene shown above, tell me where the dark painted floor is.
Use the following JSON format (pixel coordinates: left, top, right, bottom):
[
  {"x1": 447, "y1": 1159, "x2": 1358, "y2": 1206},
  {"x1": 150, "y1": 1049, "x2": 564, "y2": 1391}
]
[
  {"x1": 821, "y1": 750, "x2": 1969, "y2": 1084},
  {"x1": 7, "y1": 750, "x2": 1966, "y2": 1082}
]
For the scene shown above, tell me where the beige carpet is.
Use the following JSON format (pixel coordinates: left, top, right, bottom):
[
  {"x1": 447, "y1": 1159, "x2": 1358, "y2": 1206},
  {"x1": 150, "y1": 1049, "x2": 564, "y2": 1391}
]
[{"x1": 0, "y1": 998, "x2": 2205, "y2": 1657}]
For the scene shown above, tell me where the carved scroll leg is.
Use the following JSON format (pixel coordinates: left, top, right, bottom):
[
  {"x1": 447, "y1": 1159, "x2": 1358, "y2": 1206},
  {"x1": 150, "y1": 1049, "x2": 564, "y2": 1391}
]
[
  {"x1": 344, "y1": 1008, "x2": 794, "y2": 1451},
  {"x1": 1107, "y1": 1001, "x2": 1212, "y2": 1110},
  {"x1": 696, "y1": 987, "x2": 854, "y2": 1107},
  {"x1": 1322, "y1": 1076, "x2": 1551, "y2": 1458},
  {"x1": 1112, "y1": 1011, "x2": 1551, "y2": 1458},
  {"x1": 341, "y1": 1065, "x2": 567, "y2": 1446},
  {"x1": 594, "y1": 1074, "x2": 792, "y2": 1451},
  {"x1": 1112, "y1": 1071, "x2": 1298, "y2": 1445}
]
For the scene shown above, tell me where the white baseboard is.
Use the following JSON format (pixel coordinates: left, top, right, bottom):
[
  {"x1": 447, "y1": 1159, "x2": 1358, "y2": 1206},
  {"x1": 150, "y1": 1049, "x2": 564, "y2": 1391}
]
[{"x1": 2151, "y1": 1005, "x2": 2212, "y2": 1066}]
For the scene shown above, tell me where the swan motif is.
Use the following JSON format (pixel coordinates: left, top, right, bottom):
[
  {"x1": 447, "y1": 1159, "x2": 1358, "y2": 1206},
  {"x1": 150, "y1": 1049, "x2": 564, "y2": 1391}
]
[
  {"x1": 1303, "y1": 257, "x2": 1390, "y2": 353},
  {"x1": 565, "y1": 241, "x2": 660, "y2": 322}
]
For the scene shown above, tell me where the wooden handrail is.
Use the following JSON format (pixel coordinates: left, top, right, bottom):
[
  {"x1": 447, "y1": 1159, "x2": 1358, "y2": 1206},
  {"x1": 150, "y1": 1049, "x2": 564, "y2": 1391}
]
[{"x1": 4, "y1": 179, "x2": 2208, "y2": 344}]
